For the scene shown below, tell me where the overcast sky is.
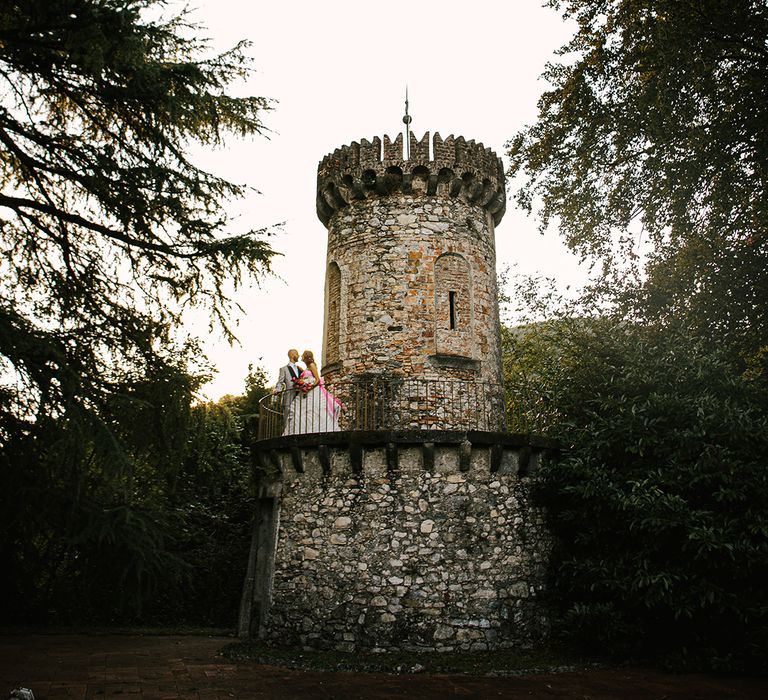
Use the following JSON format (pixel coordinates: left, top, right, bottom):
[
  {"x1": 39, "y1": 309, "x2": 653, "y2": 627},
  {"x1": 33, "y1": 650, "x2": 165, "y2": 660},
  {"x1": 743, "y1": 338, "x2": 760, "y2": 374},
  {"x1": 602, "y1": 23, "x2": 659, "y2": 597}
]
[{"x1": 182, "y1": 1, "x2": 585, "y2": 399}]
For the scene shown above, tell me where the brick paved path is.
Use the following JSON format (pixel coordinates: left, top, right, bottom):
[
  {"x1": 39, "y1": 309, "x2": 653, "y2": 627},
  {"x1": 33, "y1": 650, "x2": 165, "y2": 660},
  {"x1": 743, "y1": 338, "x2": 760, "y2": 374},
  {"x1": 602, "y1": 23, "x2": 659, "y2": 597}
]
[{"x1": 0, "y1": 633, "x2": 765, "y2": 699}]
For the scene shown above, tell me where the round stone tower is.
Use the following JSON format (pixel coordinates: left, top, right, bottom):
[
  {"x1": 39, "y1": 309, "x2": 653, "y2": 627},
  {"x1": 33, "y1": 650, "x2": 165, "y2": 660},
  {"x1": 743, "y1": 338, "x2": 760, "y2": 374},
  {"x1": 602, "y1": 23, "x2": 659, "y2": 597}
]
[
  {"x1": 243, "y1": 130, "x2": 552, "y2": 655},
  {"x1": 317, "y1": 132, "x2": 506, "y2": 391}
]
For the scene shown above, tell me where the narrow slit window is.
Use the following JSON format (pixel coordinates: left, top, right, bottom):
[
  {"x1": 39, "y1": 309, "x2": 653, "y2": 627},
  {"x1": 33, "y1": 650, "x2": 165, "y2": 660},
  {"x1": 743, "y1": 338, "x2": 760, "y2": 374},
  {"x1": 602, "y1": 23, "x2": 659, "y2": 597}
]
[{"x1": 449, "y1": 291, "x2": 457, "y2": 330}]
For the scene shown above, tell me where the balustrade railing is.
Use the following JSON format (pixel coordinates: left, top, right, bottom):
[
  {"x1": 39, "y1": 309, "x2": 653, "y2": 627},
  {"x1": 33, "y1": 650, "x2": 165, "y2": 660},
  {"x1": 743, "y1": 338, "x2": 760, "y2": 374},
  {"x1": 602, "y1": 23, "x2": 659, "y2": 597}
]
[{"x1": 257, "y1": 378, "x2": 506, "y2": 440}]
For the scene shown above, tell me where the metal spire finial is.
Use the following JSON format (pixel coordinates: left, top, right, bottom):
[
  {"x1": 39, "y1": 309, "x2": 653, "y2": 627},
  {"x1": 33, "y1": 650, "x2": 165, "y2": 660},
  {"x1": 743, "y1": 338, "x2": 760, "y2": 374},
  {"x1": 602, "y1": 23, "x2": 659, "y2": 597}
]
[{"x1": 402, "y1": 86, "x2": 412, "y2": 159}]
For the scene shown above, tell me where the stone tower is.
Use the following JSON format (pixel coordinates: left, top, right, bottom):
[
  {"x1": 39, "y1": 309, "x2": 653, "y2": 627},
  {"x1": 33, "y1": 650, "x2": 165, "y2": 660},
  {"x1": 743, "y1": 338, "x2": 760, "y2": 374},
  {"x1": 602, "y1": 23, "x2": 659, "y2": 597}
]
[
  {"x1": 242, "y1": 129, "x2": 551, "y2": 654},
  {"x1": 317, "y1": 132, "x2": 506, "y2": 393}
]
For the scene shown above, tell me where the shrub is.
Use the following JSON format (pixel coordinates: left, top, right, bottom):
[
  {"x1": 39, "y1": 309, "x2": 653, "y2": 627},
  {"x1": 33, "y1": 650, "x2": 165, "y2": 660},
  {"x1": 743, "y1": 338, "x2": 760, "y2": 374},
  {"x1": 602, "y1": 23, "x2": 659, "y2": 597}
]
[{"x1": 507, "y1": 319, "x2": 768, "y2": 670}]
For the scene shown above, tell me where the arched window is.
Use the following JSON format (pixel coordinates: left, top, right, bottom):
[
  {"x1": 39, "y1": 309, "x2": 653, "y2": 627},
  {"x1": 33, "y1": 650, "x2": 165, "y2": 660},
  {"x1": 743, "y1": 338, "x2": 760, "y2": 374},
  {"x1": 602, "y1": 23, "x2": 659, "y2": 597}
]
[
  {"x1": 434, "y1": 253, "x2": 473, "y2": 357},
  {"x1": 325, "y1": 261, "x2": 342, "y2": 364}
]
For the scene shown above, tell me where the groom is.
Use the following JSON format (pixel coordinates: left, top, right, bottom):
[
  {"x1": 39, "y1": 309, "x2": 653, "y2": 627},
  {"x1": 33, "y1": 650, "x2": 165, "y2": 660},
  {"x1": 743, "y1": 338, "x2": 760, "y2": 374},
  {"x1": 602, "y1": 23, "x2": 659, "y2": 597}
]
[{"x1": 274, "y1": 348, "x2": 303, "y2": 418}]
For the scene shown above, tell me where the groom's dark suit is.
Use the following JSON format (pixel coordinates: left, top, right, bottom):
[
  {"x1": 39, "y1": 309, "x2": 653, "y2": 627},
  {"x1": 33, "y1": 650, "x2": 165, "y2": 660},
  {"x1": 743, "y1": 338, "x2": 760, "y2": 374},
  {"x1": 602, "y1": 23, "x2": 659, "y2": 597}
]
[{"x1": 275, "y1": 361, "x2": 302, "y2": 416}]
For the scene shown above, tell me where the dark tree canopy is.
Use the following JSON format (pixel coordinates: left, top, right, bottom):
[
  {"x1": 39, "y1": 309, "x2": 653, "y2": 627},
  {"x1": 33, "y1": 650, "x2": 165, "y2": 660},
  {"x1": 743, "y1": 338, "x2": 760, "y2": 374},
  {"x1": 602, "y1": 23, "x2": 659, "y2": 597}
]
[
  {"x1": 508, "y1": 0, "x2": 768, "y2": 360},
  {"x1": 503, "y1": 317, "x2": 768, "y2": 670},
  {"x1": 0, "y1": 0, "x2": 275, "y2": 622},
  {"x1": 505, "y1": 1, "x2": 768, "y2": 670},
  {"x1": 0, "y1": 0, "x2": 275, "y2": 432}
]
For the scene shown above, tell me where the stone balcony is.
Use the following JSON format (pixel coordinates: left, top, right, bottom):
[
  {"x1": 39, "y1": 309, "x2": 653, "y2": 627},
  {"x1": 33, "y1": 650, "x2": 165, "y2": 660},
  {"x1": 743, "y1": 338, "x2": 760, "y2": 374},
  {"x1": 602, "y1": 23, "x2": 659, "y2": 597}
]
[{"x1": 252, "y1": 378, "x2": 556, "y2": 477}]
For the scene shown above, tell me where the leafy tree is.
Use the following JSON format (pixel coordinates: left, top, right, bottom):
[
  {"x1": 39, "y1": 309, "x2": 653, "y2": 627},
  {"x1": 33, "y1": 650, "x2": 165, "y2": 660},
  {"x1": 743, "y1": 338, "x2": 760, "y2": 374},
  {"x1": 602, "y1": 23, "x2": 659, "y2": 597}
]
[
  {"x1": 0, "y1": 356, "x2": 199, "y2": 623},
  {"x1": 139, "y1": 364, "x2": 271, "y2": 626},
  {"x1": 504, "y1": 0, "x2": 768, "y2": 671},
  {"x1": 220, "y1": 362, "x2": 271, "y2": 443},
  {"x1": 508, "y1": 0, "x2": 768, "y2": 362},
  {"x1": 0, "y1": 1, "x2": 274, "y2": 623},
  {"x1": 144, "y1": 400, "x2": 251, "y2": 626},
  {"x1": 505, "y1": 318, "x2": 768, "y2": 670}
]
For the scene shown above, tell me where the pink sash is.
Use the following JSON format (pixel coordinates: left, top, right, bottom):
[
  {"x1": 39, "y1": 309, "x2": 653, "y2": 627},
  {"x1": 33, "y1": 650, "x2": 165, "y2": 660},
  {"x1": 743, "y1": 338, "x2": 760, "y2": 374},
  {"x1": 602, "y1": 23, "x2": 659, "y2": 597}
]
[{"x1": 318, "y1": 377, "x2": 343, "y2": 417}]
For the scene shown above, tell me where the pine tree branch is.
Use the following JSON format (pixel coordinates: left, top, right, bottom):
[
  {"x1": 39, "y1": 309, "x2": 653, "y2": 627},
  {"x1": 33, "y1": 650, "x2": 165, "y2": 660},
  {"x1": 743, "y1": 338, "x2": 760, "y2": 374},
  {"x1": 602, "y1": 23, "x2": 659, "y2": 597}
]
[{"x1": 0, "y1": 192, "x2": 209, "y2": 259}]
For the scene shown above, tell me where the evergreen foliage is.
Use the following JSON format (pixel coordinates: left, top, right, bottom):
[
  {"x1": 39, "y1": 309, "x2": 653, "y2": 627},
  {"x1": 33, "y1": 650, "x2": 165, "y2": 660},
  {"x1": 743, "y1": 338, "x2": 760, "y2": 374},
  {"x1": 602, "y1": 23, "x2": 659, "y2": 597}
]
[
  {"x1": 142, "y1": 392, "x2": 259, "y2": 626},
  {"x1": 0, "y1": 1, "x2": 274, "y2": 625},
  {"x1": 1, "y1": 364, "x2": 268, "y2": 626},
  {"x1": 0, "y1": 0, "x2": 274, "y2": 428}
]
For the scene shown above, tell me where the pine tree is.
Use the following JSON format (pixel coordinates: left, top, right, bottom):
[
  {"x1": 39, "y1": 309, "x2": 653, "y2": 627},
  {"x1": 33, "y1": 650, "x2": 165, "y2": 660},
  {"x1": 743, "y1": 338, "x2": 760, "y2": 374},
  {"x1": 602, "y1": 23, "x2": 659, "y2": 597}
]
[{"x1": 0, "y1": 0, "x2": 274, "y2": 622}]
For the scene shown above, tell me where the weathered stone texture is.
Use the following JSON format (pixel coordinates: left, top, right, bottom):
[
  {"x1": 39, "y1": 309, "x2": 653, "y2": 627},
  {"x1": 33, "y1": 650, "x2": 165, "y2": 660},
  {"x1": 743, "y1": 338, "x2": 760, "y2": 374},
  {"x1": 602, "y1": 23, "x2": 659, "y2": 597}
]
[
  {"x1": 317, "y1": 132, "x2": 505, "y2": 398},
  {"x1": 325, "y1": 262, "x2": 341, "y2": 364},
  {"x1": 322, "y1": 195, "x2": 502, "y2": 390},
  {"x1": 264, "y1": 445, "x2": 551, "y2": 652},
  {"x1": 251, "y1": 131, "x2": 549, "y2": 653},
  {"x1": 316, "y1": 132, "x2": 506, "y2": 227},
  {"x1": 435, "y1": 252, "x2": 472, "y2": 356}
]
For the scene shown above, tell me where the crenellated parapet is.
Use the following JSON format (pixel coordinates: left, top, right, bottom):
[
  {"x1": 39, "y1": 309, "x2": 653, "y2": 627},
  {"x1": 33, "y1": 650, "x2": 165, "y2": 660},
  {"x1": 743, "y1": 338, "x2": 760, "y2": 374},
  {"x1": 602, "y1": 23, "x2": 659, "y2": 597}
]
[{"x1": 316, "y1": 132, "x2": 507, "y2": 227}]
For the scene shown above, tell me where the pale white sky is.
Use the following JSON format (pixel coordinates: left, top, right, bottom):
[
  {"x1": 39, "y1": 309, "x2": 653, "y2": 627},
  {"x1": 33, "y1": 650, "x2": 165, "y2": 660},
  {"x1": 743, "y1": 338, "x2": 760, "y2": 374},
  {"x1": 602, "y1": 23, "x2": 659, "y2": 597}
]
[{"x1": 183, "y1": 1, "x2": 586, "y2": 399}]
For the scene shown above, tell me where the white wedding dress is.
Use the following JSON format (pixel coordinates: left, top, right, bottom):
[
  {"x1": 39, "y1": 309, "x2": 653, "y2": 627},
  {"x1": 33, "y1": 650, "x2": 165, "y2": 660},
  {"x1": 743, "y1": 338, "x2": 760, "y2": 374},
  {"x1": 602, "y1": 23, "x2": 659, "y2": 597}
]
[{"x1": 282, "y1": 370, "x2": 341, "y2": 435}]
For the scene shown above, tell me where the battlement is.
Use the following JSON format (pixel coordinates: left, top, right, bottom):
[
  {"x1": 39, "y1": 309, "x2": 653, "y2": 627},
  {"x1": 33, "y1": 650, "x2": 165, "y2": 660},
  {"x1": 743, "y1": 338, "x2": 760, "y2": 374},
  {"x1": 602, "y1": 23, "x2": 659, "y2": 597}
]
[{"x1": 316, "y1": 132, "x2": 506, "y2": 226}]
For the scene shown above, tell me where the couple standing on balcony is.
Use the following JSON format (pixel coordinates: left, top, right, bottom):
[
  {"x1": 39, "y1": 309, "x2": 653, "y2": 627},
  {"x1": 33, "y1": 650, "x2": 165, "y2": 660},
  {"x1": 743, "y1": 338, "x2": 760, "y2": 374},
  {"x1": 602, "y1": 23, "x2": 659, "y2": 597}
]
[{"x1": 275, "y1": 349, "x2": 342, "y2": 435}]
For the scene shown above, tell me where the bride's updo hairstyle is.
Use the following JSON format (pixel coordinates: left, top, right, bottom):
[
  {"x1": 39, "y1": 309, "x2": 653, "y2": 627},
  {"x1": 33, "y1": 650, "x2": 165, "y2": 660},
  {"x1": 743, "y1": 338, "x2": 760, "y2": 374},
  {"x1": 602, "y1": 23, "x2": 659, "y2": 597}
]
[{"x1": 302, "y1": 350, "x2": 315, "y2": 365}]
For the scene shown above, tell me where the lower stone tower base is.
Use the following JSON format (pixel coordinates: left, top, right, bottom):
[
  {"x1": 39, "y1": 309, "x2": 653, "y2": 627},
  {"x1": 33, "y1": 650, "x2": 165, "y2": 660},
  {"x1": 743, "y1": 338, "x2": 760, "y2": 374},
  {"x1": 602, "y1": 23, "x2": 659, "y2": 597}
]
[{"x1": 242, "y1": 431, "x2": 553, "y2": 653}]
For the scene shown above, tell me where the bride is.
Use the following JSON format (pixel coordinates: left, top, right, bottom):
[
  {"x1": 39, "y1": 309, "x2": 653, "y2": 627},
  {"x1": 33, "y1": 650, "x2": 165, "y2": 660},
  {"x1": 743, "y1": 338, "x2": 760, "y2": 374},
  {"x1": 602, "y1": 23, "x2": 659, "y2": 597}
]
[{"x1": 282, "y1": 350, "x2": 342, "y2": 435}]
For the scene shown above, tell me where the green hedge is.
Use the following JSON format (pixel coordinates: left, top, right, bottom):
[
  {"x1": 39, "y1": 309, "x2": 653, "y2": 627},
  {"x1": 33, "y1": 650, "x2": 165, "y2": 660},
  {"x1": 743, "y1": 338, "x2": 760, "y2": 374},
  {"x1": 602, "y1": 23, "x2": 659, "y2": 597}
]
[{"x1": 505, "y1": 319, "x2": 768, "y2": 671}]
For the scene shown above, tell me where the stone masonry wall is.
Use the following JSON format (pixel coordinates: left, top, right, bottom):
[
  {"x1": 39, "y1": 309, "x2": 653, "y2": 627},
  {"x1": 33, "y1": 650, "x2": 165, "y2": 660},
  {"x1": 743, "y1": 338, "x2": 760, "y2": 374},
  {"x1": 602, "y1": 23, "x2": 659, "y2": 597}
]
[
  {"x1": 435, "y1": 252, "x2": 472, "y2": 356},
  {"x1": 264, "y1": 444, "x2": 551, "y2": 652},
  {"x1": 317, "y1": 132, "x2": 506, "y2": 397},
  {"x1": 322, "y1": 195, "x2": 502, "y2": 389},
  {"x1": 325, "y1": 261, "x2": 341, "y2": 364}
]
